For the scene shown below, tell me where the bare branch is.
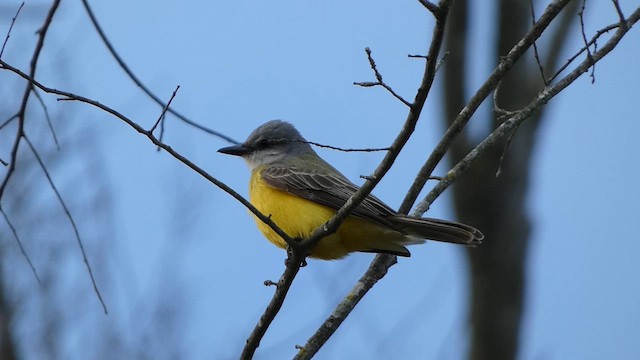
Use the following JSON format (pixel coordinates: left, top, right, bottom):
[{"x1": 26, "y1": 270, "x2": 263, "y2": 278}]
[
  {"x1": 0, "y1": 2, "x2": 24, "y2": 58},
  {"x1": 0, "y1": 206, "x2": 41, "y2": 284},
  {"x1": 354, "y1": 47, "x2": 412, "y2": 107},
  {"x1": 400, "y1": 0, "x2": 573, "y2": 213},
  {"x1": 294, "y1": 1, "x2": 454, "y2": 357},
  {"x1": 418, "y1": 0, "x2": 440, "y2": 15},
  {"x1": 0, "y1": 0, "x2": 61, "y2": 204},
  {"x1": 0, "y1": 113, "x2": 18, "y2": 131},
  {"x1": 541, "y1": 0, "x2": 582, "y2": 81},
  {"x1": 495, "y1": 127, "x2": 519, "y2": 178},
  {"x1": 415, "y1": 5, "x2": 640, "y2": 214},
  {"x1": 578, "y1": 0, "x2": 596, "y2": 83},
  {"x1": 23, "y1": 135, "x2": 107, "y2": 312},
  {"x1": 529, "y1": 0, "x2": 548, "y2": 85},
  {"x1": 611, "y1": 0, "x2": 626, "y2": 25},
  {"x1": 294, "y1": 139, "x2": 390, "y2": 152},
  {"x1": 242, "y1": 0, "x2": 460, "y2": 351},
  {"x1": 493, "y1": 81, "x2": 517, "y2": 119},
  {"x1": 293, "y1": 2, "x2": 640, "y2": 357},
  {"x1": 293, "y1": 254, "x2": 397, "y2": 360},
  {"x1": 33, "y1": 88, "x2": 60, "y2": 149},
  {"x1": 0, "y1": 59, "x2": 296, "y2": 252},
  {"x1": 548, "y1": 22, "x2": 618, "y2": 83},
  {"x1": 150, "y1": 85, "x2": 180, "y2": 134},
  {"x1": 240, "y1": 252, "x2": 303, "y2": 360},
  {"x1": 79, "y1": 0, "x2": 239, "y2": 145}
]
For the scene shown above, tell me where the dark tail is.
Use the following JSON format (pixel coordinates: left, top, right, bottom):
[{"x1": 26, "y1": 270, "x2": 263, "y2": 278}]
[{"x1": 390, "y1": 215, "x2": 484, "y2": 246}]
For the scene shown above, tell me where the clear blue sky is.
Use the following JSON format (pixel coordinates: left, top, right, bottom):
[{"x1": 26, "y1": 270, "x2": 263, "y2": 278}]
[{"x1": 3, "y1": 1, "x2": 639, "y2": 359}]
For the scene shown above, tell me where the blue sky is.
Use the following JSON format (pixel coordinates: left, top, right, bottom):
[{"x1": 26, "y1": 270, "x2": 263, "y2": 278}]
[{"x1": 2, "y1": 1, "x2": 639, "y2": 359}]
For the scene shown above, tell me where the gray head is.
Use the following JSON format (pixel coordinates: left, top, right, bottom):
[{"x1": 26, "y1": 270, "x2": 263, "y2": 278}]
[{"x1": 218, "y1": 120, "x2": 316, "y2": 169}]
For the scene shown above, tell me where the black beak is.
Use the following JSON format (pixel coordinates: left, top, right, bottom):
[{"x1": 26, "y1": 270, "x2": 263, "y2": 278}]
[{"x1": 218, "y1": 144, "x2": 251, "y2": 156}]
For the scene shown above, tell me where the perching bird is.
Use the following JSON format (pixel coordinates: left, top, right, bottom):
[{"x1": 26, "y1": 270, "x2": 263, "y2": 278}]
[{"x1": 218, "y1": 120, "x2": 483, "y2": 260}]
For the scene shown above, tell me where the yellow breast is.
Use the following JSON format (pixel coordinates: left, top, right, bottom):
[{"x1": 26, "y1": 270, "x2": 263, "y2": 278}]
[{"x1": 248, "y1": 167, "x2": 407, "y2": 259}]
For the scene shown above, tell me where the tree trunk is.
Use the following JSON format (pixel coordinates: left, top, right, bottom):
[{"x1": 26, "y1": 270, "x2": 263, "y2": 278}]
[{"x1": 443, "y1": 1, "x2": 577, "y2": 359}]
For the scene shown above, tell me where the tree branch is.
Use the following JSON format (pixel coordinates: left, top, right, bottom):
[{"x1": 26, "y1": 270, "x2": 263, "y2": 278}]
[
  {"x1": 0, "y1": 58, "x2": 296, "y2": 252},
  {"x1": 79, "y1": 0, "x2": 239, "y2": 145},
  {"x1": 150, "y1": 85, "x2": 180, "y2": 134},
  {"x1": 293, "y1": 1, "x2": 453, "y2": 357},
  {"x1": 400, "y1": 0, "x2": 573, "y2": 213},
  {"x1": 415, "y1": 5, "x2": 640, "y2": 214},
  {"x1": 0, "y1": 206, "x2": 41, "y2": 284},
  {"x1": 353, "y1": 47, "x2": 412, "y2": 107},
  {"x1": 0, "y1": 2, "x2": 24, "y2": 58},
  {"x1": 24, "y1": 135, "x2": 107, "y2": 312}
]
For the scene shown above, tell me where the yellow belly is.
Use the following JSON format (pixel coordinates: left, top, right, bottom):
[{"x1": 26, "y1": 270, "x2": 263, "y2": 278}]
[{"x1": 249, "y1": 168, "x2": 406, "y2": 260}]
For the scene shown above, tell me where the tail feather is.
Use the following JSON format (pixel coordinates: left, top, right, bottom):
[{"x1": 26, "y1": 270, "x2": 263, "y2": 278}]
[{"x1": 390, "y1": 215, "x2": 484, "y2": 246}]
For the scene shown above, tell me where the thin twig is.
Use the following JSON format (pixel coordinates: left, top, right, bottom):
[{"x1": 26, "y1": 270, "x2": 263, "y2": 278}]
[
  {"x1": 1, "y1": 206, "x2": 41, "y2": 284},
  {"x1": 418, "y1": 0, "x2": 440, "y2": 15},
  {"x1": 243, "y1": 9, "x2": 457, "y2": 351},
  {"x1": 240, "y1": 251, "x2": 303, "y2": 360},
  {"x1": 0, "y1": 59, "x2": 296, "y2": 251},
  {"x1": 0, "y1": 0, "x2": 61, "y2": 205},
  {"x1": 611, "y1": 0, "x2": 626, "y2": 26},
  {"x1": 353, "y1": 47, "x2": 412, "y2": 107},
  {"x1": 0, "y1": 2, "x2": 24, "y2": 58},
  {"x1": 293, "y1": 254, "x2": 397, "y2": 360},
  {"x1": 399, "y1": 0, "x2": 573, "y2": 213},
  {"x1": 24, "y1": 135, "x2": 107, "y2": 313},
  {"x1": 493, "y1": 80, "x2": 518, "y2": 120},
  {"x1": 0, "y1": 113, "x2": 19, "y2": 131},
  {"x1": 79, "y1": 0, "x2": 239, "y2": 145},
  {"x1": 33, "y1": 89, "x2": 60, "y2": 149},
  {"x1": 547, "y1": 23, "x2": 617, "y2": 83},
  {"x1": 150, "y1": 85, "x2": 180, "y2": 134},
  {"x1": 414, "y1": 5, "x2": 640, "y2": 215},
  {"x1": 294, "y1": 1, "x2": 454, "y2": 358},
  {"x1": 158, "y1": 102, "x2": 167, "y2": 147},
  {"x1": 495, "y1": 127, "x2": 518, "y2": 177},
  {"x1": 529, "y1": 0, "x2": 548, "y2": 85},
  {"x1": 294, "y1": 139, "x2": 390, "y2": 152},
  {"x1": 578, "y1": 0, "x2": 596, "y2": 83}
]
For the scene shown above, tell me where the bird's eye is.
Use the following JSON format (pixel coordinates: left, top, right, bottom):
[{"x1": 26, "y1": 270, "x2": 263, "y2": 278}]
[{"x1": 256, "y1": 138, "x2": 269, "y2": 149}]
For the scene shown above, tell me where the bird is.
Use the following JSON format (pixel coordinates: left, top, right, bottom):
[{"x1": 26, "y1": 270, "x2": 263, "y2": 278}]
[{"x1": 218, "y1": 120, "x2": 483, "y2": 260}]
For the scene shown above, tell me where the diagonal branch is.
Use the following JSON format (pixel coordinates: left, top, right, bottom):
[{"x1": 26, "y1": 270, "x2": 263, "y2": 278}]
[
  {"x1": 24, "y1": 135, "x2": 107, "y2": 313},
  {"x1": 150, "y1": 85, "x2": 180, "y2": 134},
  {"x1": 244, "y1": 2, "x2": 455, "y2": 357},
  {"x1": 293, "y1": 1, "x2": 454, "y2": 358},
  {"x1": 418, "y1": 0, "x2": 440, "y2": 15},
  {"x1": 353, "y1": 48, "x2": 412, "y2": 107},
  {"x1": 79, "y1": 0, "x2": 239, "y2": 145},
  {"x1": 399, "y1": 0, "x2": 573, "y2": 213},
  {"x1": 0, "y1": 0, "x2": 60, "y2": 202},
  {"x1": 293, "y1": 254, "x2": 397, "y2": 360},
  {"x1": 548, "y1": 21, "x2": 620, "y2": 83},
  {"x1": 0, "y1": 58, "x2": 295, "y2": 251},
  {"x1": 0, "y1": 206, "x2": 41, "y2": 284},
  {"x1": 0, "y1": 2, "x2": 24, "y2": 58},
  {"x1": 529, "y1": 0, "x2": 548, "y2": 85},
  {"x1": 414, "y1": 5, "x2": 640, "y2": 215},
  {"x1": 32, "y1": 88, "x2": 60, "y2": 149}
]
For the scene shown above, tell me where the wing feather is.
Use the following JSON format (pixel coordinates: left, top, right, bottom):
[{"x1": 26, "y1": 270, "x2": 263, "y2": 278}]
[{"x1": 260, "y1": 164, "x2": 401, "y2": 230}]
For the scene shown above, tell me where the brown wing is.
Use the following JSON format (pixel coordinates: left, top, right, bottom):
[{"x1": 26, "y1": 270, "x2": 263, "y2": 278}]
[{"x1": 260, "y1": 164, "x2": 403, "y2": 231}]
